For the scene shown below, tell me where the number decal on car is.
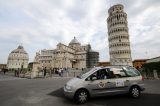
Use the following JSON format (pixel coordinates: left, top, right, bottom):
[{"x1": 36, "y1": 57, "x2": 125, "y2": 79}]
[{"x1": 116, "y1": 80, "x2": 124, "y2": 87}]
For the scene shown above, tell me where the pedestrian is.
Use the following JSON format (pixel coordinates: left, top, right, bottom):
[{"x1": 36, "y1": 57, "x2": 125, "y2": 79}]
[
  {"x1": 55, "y1": 68, "x2": 59, "y2": 74},
  {"x1": 3, "y1": 69, "x2": 6, "y2": 75},
  {"x1": 58, "y1": 68, "x2": 61, "y2": 77},
  {"x1": 61, "y1": 68, "x2": 64, "y2": 77},
  {"x1": 17, "y1": 68, "x2": 20, "y2": 77},
  {"x1": 66, "y1": 68, "x2": 69, "y2": 77},
  {"x1": 44, "y1": 67, "x2": 47, "y2": 78},
  {"x1": 14, "y1": 70, "x2": 16, "y2": 76},
  {"x1": 50, "y1": 68, "x2": 52, "y2": 77},
  {"x1": 52, "y1": 68, "x2": 54, "y2": 74}
]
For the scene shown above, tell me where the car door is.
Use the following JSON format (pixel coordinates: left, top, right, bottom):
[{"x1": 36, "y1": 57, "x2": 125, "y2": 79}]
[
  {"x1": 85, "y1": 68, "x2": 117, "y2": 97},
  {"x1": 110, "y1": 68, "x2": 130, "y2": 94},
  {"x1": 123, "y1": 66, "x2": 142, "y2": 89}
]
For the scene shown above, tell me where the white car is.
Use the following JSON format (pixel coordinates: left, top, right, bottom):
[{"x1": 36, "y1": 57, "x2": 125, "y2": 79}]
[{"x1": 64, "y1": 66, "x2": 145, "y2": 104}]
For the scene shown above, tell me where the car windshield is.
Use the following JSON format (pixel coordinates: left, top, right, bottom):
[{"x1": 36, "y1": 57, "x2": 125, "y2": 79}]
[{"x1": 80, "y1": 67, "x2": 99, "y2": 79}]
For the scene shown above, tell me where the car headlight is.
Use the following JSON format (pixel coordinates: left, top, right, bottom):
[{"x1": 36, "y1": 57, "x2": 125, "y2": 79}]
[{"x1": 65, "y1": 85, "x2": 72, "y2": 90}]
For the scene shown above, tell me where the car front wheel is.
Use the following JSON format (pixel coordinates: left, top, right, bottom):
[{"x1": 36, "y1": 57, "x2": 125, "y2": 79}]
[
  {"x1": 74, "y1": 89, "x2": 89, "y2": 104},
  {"x1": 130, "y1": 86, "x2": 140, "y2": 98}
]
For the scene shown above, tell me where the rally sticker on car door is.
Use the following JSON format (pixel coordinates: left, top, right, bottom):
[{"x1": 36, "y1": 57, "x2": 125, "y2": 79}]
[
  {"x1": 98, "y1": 82, "x2": 105, "y2": 88},
  {"x1": 116, "y1": 80, "x2": 124, "y2": 87}
]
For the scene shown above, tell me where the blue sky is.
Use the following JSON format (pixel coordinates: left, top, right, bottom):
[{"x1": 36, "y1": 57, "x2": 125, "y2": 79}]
[{"x1": 0, "y1": 0, "x2": 160, "y2": 63}]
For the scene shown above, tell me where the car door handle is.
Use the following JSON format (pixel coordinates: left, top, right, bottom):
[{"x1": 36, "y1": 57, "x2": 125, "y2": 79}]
[
  {"x1": 107, "y1": 82, "x2": 111, "y2": 83},
  {"x1": 126, "y1": 80, "x2": 130, "y2": 82}
]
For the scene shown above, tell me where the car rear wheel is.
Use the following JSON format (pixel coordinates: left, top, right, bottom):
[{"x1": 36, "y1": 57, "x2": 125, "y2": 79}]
[
  {"x1": 74, "y1": 89, "x2": 89, "y2": 104},
  {"x1": 130, "y1": 86, "x2": 140, "y2": 98}
]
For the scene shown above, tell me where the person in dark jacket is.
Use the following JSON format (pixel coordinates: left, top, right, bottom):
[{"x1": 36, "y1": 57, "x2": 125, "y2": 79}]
[{"x1": 44, "y1": 67, "x2": 47, "y2": 78}]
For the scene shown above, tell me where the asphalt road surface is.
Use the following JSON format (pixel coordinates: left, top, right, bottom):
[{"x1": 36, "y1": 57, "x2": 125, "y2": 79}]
[{"x1": 0, "y1": 76, "x2": 160, "y2": 106}]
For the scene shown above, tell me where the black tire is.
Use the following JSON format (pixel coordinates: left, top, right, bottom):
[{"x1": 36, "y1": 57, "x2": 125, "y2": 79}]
[
  {"x1": 129, "y1": 86, "x2": 140, "y2": 98},
  {"x1": 74, "y1": 89, "x2": 89, "y2": 104}
]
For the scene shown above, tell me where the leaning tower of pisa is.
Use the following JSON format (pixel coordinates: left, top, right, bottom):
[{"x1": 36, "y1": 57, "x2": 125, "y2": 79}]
[{"x1": 107, "y1": 4, "x2": 133, "y2": 66}]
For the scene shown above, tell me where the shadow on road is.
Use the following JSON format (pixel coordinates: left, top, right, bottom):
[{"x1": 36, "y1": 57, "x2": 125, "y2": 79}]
[
  {"x1": 48, "y1": 88, "x2": 76, "y2": 105},
  {"x1": 48, "y1": 87, "x2": 65, "y2": 98},
  {"x1": 48, "y1": 88, "x2": 160, "y2": 106},
  {"x1": 89, "y1": 93, "x2": 160, "y2": 106}
]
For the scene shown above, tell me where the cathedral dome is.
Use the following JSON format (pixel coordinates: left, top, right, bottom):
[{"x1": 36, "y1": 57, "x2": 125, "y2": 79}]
[{"x1": 69, "y1": 37, "x2": 80, "y2": 45}]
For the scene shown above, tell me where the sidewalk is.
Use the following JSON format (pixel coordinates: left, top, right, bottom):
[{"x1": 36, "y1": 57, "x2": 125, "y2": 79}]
[
  {"x1": 0, "y1": 69, "x2": 84, "y2": 80},
  {"x1": 0, "y1": 73, "x2": 25, "y2": 81}
]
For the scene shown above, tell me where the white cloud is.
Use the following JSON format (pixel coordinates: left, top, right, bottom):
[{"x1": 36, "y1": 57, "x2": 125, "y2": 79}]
[{"x1": 0, "y1": 0, "x2": 160, "y2": 63}]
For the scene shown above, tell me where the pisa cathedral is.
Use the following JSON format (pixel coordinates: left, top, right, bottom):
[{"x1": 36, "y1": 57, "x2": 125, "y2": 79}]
[
  {"x1": 107, "y1": 4, "x2": 133, "y2": 66},
  {"x1": 35, "y1": 37, "x2": 99, "y2": 69}
]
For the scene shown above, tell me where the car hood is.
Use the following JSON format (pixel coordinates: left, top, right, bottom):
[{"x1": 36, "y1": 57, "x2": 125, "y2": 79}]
[{"x1": 66, "y1": 77, "x2": 82, "y2": 86}]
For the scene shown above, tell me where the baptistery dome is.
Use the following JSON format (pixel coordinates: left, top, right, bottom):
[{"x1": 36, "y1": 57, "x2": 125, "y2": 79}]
[{"x1": 7, "y1": 45, "x2": 29, "y2": 69}]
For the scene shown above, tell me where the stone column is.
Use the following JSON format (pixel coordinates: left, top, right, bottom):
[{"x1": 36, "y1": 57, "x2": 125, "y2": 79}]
[
  {"x1": 31, "y1": 62, "x2": 40, "y2": 78},
  {"x1": 143, "y1": 72, "x2": 147, "y2": 79},
  {"x1": 153, "y1": 70, "x2": 159, "y2": 79}
]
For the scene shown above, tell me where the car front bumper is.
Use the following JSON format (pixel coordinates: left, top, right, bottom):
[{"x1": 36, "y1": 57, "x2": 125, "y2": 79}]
[{"x1": 63, "y1": 86, "x2": 75, "y2": 99}]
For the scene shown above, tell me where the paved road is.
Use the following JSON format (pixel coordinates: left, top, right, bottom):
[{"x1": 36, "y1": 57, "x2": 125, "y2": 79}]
[{"x1": 0, "y1": 76, "x2": 160, "y2": 106}]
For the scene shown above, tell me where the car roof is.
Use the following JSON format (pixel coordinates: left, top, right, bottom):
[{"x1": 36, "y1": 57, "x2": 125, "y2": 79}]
[
  {"x1": 82, "y1": 66, "x2": 133, "y2": 79},
  {"x1": 90, "y1": 66, "x2": 134, "y2": 73},
  {"x1": 105, "y1": 65, "x2": 132, "y2": 68},
  {"x1": 99, "y1": 65, "x2": 133, "y2": 69}
]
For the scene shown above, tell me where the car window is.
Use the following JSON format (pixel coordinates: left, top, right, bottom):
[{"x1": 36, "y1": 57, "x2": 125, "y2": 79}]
[
  {"x1": 109, "y1": 68, "x2": 127, "y2": 78},
  {"x1": 86, "y1": 68, "x2": 109, "y2": 81},
  {"x1": 125, "y1": 67, "x2": 140, "y2": 77},
  {"x1": 80, "y1": 67, "x2": 98, "y2": 79},
  {"x1": 97, "y1": 69, "x2": 109, "y2": 80}
]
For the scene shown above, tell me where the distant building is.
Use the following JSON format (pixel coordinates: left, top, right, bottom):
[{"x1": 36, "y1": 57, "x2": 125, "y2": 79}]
[
  {"x1": 98, "y1": 62, "x2": 110, "y2": 67},
  {"x1": 133, "y1": 59, "x2": 147, "y2": 69},
  {"x1": 7, "y1": 45, "x2": 29, "y2": 70},
  {"x1": 86, "y1": 49, "x2": 99, "y2": 68},
  {"x1": 35, "y1": 37, "x2": 99, "y2": 69},
  {"x1": 146, "y1": 56, "x2": 160, "y2": 63},
  {"x1": 34, "y1": 52, "x2": 40, "y2": 63},
  {"x1": 107, "y1": 4, "x2": 132, "y2": 66},
  {"x1": 28, "y1": 62, "x2": 34, "y2": 70},
  {"x1": 37, "y1": 49, "x2": 53, "y2": 69},
  {"x1": 0, "y1": 64, "x2": 7, "y2": 70}
]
